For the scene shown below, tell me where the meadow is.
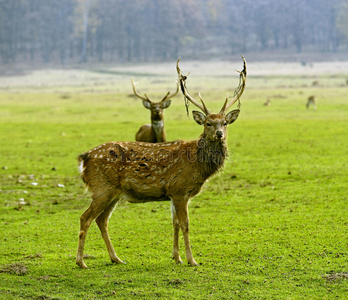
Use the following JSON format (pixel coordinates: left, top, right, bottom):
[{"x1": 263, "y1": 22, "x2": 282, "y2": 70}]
[{"x1": 0, "y1": 59, "x2": 347, "y2": 299}]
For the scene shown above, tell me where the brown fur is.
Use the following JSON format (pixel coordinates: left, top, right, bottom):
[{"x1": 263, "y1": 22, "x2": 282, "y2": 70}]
[{"x1": 79, "y1": 139, "x2": 215, "y2": 203}]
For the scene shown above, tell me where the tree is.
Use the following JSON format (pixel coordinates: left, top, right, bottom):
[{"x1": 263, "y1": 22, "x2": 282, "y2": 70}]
[
  {"x1": 0, "y1": 0, "x2": 347, "y2": 66},
  {"x1": 336, "y1": 1, "x2": 348, "y2": 47}
]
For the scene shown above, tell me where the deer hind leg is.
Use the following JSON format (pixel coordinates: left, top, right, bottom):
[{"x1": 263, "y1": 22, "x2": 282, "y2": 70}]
[
  {"x1": 76, "y1": 190, "x2": 118, "y2": 269},
  {"x1": 95, "y1": 198, "x2": 125, "y2": 265},
  {"x1": 171, "y1": 199, "x2": 199, "y2": 266}
]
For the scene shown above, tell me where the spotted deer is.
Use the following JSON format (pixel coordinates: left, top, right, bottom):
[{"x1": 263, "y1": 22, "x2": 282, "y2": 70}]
[
  {"x1": 306, "y1": 95, "x2": 317, "y2": 110},
  {"x1": 76, "y1": 56, "x2": 247, "y2": 268},
  {"x1": 132, "y1": 78, "x2": 179, "y2": 143}
]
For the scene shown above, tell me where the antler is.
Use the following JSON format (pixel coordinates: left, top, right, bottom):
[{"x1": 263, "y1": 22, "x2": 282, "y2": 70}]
[
  {"x1": 132, "y1": 77, "x2": 179, "y2": 103},
  {"x1": 160, "y1": 81, "x2": 180, "y2": 103},
  {"x1": 220, "y1": 55, "x2": 247, "y2": 114},
  {"x1": 176, "y1": 57, "x2": 210, "y2": 115},
  {"x1": 131, "y1": 78, "x2": 151, "y2": 102}
]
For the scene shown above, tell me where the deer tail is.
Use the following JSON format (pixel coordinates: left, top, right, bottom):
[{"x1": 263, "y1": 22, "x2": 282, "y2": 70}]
[{"x1": 78, "y1": 152, "x2": 90, "y2": 184}]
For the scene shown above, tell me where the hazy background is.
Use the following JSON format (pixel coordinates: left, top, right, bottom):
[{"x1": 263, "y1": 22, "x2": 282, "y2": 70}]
[{"x1": 1, "y1": 0, "x2": 348, "y2": 69}]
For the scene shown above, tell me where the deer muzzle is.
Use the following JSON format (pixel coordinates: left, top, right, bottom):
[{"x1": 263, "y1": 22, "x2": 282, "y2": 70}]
[{"x1": 215, "y1": 130, "x2": 224, "y2": 139}]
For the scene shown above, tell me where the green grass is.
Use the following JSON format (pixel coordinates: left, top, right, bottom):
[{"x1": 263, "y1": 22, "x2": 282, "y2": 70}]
[{"x1": 0, "y1": 71, "x2": 347, "y2": 299}]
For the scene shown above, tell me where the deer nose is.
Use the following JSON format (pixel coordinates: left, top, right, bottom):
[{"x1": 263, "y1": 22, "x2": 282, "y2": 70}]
[{"x1": 216, "y1": 130, "x2": 223, "y2": 139}]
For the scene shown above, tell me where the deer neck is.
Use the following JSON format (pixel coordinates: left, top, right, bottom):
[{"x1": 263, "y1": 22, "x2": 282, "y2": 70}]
[
  {"x1": 151, "y1": 119, "x2": 164, "y2": 141},
  {"x1": 197, "y1": 137, "x2": 228, "y2": 178}
]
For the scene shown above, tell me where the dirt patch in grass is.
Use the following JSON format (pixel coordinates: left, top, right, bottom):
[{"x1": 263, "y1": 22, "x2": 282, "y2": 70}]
[
  {"x1": 167, "y1": 279, "x2": 184, "y2": 286},
  {"x1": 0, "y1": 263, "x2": 28, "y2": 275},
  {"x1": 323, "y1": 273, "x2": 348, "y2": 283},
  {"x1": 24, "y1": 253, "x2": 42, "y2": 259},
  {"x1": 83, "y1": 254, "x2": 96, "y2": 259}
]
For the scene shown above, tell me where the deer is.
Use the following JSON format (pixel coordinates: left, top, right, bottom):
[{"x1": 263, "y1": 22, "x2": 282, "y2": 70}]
[
  {"x1": 306, "y1": 95, "x2": 317, "y2": 110},
  {"x1": 76, "y1": 56, "x2": 247, "y2": 269},
  {"x1": 263, "y1": 99, "x2": 271, "y2": 106},
  {"x1": 132, "y1": 78, "x2": 179, "y2": 143}
]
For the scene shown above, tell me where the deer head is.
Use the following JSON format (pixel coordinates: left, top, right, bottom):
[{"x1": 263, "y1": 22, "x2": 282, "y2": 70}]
[
  {"x1": 176, "y1": 55, "x2": 246, "y2": 142},
  {"x1": 131, "y1": 78, "x2": 179, "y2": 121}
]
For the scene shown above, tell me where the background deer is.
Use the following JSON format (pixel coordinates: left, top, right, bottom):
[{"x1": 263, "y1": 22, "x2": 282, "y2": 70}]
[
  {"x1": 306, "y1": 95, "x2": 317, "y2": 110},
  {"x1": 76, "y1": 56, "x2": 247, "y2": 269},
  {"x1": 132, "y1": 78, "x2": 179, "y2": 143},
  {"x1": 264, "y1": 99, "x2": 271, "y2": 106}
]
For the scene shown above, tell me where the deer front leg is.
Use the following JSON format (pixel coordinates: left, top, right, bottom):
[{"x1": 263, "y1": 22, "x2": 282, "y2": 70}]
[{"x1": 172, "y1": 199, "x2": 199, "y2": 266}]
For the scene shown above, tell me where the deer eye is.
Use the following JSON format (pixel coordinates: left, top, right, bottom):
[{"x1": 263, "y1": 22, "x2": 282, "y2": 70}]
[
  {"x1": 206, "y1": 123, "x2": 212, "y2": 127},
  {"x1": 223, "y1": 122, "x2": 227, "y2": 126}
]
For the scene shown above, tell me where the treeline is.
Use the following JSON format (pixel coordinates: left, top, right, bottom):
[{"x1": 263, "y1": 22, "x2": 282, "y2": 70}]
[{"x1": 0, "y1": 0, "x2": 348, "y2": 65}]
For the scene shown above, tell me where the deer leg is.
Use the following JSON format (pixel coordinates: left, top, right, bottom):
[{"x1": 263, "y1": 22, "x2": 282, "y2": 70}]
[
  {"x1": 76, "y1": 193, "x2": 114, "y2": 269},
  {"x1": 76, "y1": 207, "x2": 97, "y2": 269},
  {"x1": 173, "y1": 200, "x2": 199, "y2": 266},
  {"x1": 95, "y1": 199, "x2": 125, "y2": 264},
  {"x1": 171, "y1": 201, "x2": 183, "y2": 264}
]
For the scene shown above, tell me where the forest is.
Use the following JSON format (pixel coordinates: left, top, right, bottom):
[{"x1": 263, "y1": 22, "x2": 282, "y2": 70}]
[{"x1": 0, "y1": 0, "x2": 348, "y2": 65}]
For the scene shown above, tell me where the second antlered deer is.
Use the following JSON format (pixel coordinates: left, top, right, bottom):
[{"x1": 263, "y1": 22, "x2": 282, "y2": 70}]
[
  {"x1": 76, "y1": 56, "x2": 247, "y2": 269},
  {"x1": 132, "y1": 78, "x2": 179, "y2": 143}
]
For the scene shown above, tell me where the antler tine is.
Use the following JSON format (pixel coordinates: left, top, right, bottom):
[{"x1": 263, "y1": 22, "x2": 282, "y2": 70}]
[
  {"x1": 160, "y1": 80, "x2": 180, "y2": 103},
  {"x1": 160, "y1": 91, "x2": 171, "y2": 102},
  {"x1": 176, "y1": 57, "x2": 209, "y2": 115},
  {"x1": 131, "y1": 77, "x2": 151, "y2": 102},
  {"x1": 219, "y1": 94, "x2": 229, "y2": 114},
  {"x1": 199, "y1": 92, "x2": 210, "y2": 115},
  {"x1": 221, "y1": 55, "x2": 247, "y2": 113}
]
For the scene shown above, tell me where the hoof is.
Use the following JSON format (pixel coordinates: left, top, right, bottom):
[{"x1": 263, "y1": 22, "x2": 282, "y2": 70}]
[
  {"x1": 76, "y1": 261, "x2": 88, "y2": 269},
  {"x1": 172, "y1": 256, "x2": 183, "y2": 264},
  {"x1": 111, "y1": 258, "x2": 126, "y2": 265},
  {"x1": 188, "y1": 260, "x2": 199, "y2": 267}
]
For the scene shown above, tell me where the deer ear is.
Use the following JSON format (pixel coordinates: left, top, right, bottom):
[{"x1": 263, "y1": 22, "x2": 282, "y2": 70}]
[
  {"x1": 192, "y1": 110, "x2": 206, "y2": 125},
  {"x1": 142, "y1": 100, "x2": 151, "y2": 109},
  {"x1": 161, "y1": 100, "x2": 171, "y2": 109},
  {"x1": 225, "y1": 109, "x2": 240, "y2": 124}
]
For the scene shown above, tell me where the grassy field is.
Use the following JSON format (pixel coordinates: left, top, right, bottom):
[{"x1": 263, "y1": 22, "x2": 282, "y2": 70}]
[{"x1": 0, "y1": 60, "x2": 347, "y2": 299}]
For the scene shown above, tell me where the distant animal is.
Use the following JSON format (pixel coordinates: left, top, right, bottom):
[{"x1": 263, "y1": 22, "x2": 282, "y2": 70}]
[
  {"x1": 263, "y1": 99, "x2": 271, "y2": 106},
  {"x1": 306, "y1": 95, "x2": 317, "y2": 110},
  {"x1": 75, "y1": 56, "x2": 247, "y2": 269},
  {"x1": 132, "y1": 78, "x2": 179, "y2": 143}
]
